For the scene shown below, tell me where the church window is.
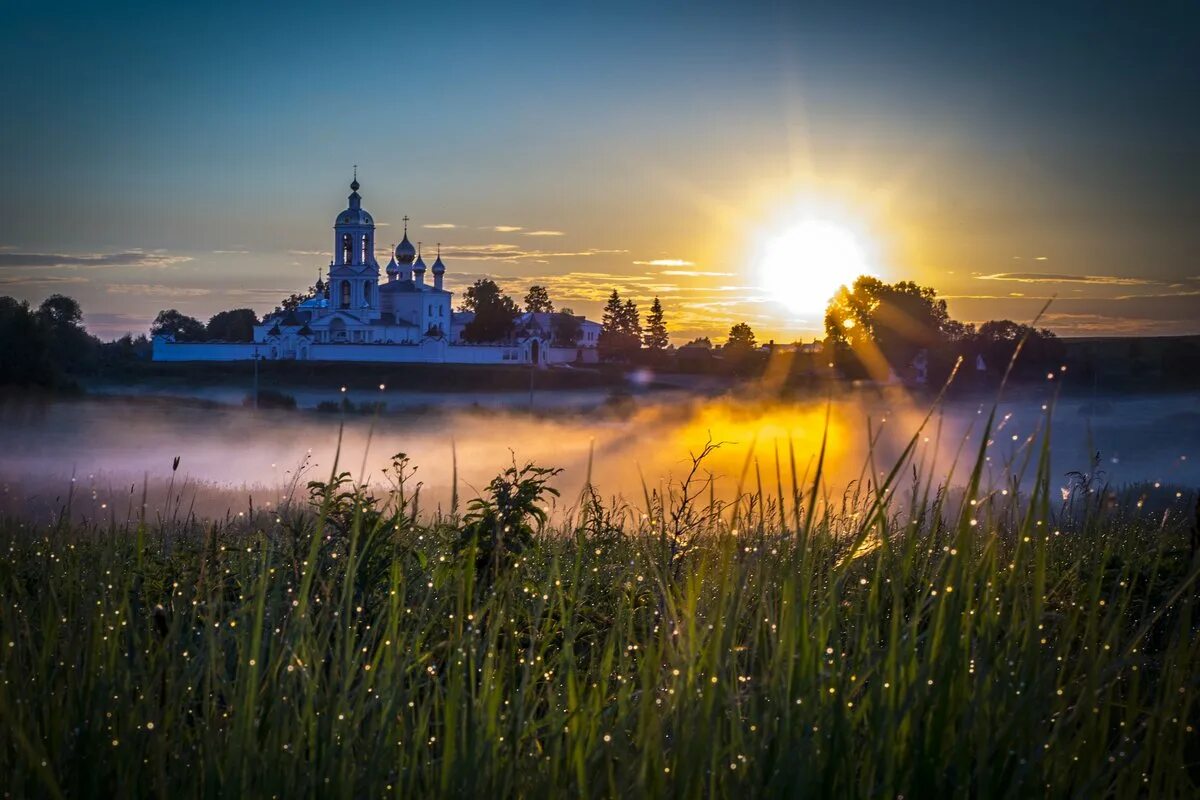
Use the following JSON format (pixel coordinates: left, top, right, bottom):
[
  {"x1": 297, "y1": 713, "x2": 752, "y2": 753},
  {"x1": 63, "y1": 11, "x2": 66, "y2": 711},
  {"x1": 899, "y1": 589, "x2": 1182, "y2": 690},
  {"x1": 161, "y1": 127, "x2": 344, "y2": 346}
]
[
  {"x1": 360, "y1": 235, "x2": 368, "y2": 263},
  {"x1": 341, "y1": 234, "x2": 352, "y2": 264},
  {"x1": 363, "y1": 282, "x2": 371, "y2": 304},
  {"x1": 340, "y1": 281, "x2": 350, "y2": 308}
]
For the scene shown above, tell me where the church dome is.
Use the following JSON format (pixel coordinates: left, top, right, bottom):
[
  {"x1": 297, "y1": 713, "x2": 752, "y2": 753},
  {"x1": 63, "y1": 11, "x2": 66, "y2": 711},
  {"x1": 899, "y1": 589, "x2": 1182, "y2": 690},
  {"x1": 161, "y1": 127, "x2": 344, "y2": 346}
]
[
  {"x1": 385, "y1": 254, "x2": 399, "y2": 276},
  {"x1": 395, "y1": 235, "x2": 416, "y2": 264},
  {"x1": 336, "y1": 172, "x2": 373, "y2": 227},
  {"x1": 413, "y1": 251, "x2": 427, "y2": 272},
  {"x1": 338, "y1": 207, "x2": 374, "y2": 226},
  {"x1": 431, "y1": 254, "x2": 445, "y2": 273}
]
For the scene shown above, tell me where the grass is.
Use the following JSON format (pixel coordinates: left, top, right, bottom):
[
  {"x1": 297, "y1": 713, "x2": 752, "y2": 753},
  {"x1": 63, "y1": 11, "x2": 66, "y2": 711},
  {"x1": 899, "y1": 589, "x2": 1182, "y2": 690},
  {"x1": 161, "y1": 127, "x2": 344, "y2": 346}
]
[{"x1": 1, "y1": 397, "x2": 1198, "y2": 798}]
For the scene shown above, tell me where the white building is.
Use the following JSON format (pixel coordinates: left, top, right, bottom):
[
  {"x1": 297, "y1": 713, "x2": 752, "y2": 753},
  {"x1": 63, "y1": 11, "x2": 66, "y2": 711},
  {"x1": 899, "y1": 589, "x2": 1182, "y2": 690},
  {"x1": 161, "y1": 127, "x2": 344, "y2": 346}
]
[{"x1": 153, "y1": 174, "x2": 601, "y2": 366}]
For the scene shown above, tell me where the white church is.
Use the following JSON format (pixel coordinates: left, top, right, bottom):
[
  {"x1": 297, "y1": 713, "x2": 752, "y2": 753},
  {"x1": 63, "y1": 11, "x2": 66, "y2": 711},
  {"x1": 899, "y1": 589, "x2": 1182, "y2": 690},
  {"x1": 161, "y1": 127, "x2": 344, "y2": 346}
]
[{"x1": 153, "y1": 174, "x2": 601, "y2": 366}]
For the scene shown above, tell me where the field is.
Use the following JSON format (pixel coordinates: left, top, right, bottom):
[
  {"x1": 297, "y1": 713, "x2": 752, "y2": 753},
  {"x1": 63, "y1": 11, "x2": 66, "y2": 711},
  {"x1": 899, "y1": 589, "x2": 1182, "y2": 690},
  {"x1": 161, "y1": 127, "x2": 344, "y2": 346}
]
[{"x1": 2, "y1": 405, "x2": 1198, "y2": 798}]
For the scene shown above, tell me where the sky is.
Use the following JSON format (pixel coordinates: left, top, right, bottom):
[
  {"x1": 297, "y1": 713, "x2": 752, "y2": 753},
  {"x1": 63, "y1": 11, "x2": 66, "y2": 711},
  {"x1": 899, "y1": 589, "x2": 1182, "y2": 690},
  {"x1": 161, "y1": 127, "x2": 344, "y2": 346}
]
[{"x1": 1, "y1": 0, "x2": 1198, "y2": 342}]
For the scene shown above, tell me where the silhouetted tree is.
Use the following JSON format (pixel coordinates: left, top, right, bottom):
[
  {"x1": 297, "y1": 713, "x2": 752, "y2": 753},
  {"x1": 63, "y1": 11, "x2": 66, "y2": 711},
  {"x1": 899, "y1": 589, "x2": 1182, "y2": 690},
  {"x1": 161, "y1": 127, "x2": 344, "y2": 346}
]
[
  {"x1": 599, "y1": 290, "x2": 642, "y2": 360},
  {"x1": 524, "y1": 285, "x2": 554, "y2": 314},
  {"x1": 206, "y1": 308, "x2": 258, "y2": 341},
  {"x1": 151, "y1": 309, "x2": 207, "y2": 341},
  {"x1": 970, "y1": 320, "x2": 1063, "y2": 379},
  {"x1": 724, "y1": 323, "x2": 757, "y2": 353},
  {"x1": 824, "y1": 276, "x2": 969, "y2": 380},
  {"x1": 643, "y1": 296, "x2": 668, "y2": 351},
  {"x1": 460, "y1": 279, "x2": 519, "y2": 343},
  {"x1": 0, "y1": 297, "x2": 55, "y2": 386},
  {"x1": 551, "y1": 313, "x2": 583, "y2": 346}
]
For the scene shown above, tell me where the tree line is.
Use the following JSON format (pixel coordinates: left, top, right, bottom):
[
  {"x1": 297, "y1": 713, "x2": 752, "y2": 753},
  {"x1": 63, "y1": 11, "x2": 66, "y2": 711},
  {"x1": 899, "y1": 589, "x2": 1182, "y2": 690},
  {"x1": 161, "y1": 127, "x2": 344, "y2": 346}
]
[{"x1": 1, "y1": 273, "x2": 1078, "y2": 390}]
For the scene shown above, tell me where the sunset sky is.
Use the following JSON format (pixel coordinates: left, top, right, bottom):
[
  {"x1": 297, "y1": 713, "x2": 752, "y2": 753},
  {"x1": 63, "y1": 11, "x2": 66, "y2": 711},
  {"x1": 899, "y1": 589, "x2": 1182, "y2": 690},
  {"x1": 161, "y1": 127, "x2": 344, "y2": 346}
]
[{"x1": 2, "y1": 1, "x2": 1197, "y2": 342}]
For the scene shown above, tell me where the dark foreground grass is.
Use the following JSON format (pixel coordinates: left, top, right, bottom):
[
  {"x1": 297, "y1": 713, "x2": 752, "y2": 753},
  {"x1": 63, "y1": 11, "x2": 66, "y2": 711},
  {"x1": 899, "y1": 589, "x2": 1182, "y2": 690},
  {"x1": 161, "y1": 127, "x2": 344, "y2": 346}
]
[{"x1": 1, "y1": 415, "x2": 1199, "y2": 798}]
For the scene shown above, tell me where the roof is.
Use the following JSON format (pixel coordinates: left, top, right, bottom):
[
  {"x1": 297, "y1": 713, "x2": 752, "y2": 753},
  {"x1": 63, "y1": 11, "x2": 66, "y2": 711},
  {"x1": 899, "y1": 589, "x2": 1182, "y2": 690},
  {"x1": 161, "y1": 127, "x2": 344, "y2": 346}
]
[{"x1": 379, "y1": 279, "x2": 448, "y2": 295}]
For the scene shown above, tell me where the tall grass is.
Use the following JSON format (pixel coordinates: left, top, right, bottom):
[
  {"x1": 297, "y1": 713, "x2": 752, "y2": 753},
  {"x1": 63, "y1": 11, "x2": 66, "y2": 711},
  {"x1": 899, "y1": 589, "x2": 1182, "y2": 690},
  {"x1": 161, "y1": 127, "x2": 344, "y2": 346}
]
[{"x1": 1, "y1": 400, "x2": 1198, "y2": 798}]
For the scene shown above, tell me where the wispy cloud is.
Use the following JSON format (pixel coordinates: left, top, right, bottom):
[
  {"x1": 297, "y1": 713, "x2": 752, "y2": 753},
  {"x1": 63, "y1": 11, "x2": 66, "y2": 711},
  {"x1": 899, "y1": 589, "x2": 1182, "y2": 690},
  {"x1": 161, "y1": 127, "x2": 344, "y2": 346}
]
[
  {"x1": 0, "y1": 250, "x2": 192, "y2": 270},
  {"x1": 633, "y1": 259, "x2": 694, "y2": 267},
  {"x1": 106, "y1": 283, "x2": 211, "y2": 298},
  {"x1": 0, "y1": 275, "x2": 90, "y2": 287},
  {"x1": 423, "y1": 223, "x2": 457, "y2": 229},
  {"x1": 660, "y1": 270, "x2": 737, "y2": 277},
  {"x1": 440, "y1": 243, "x2": 627, "y2": 263},
  {"x1": 488, "y1": 226, "x2": 523, "y2": 233},
  {"x1": 975, "y1": 272, "x2": 1153, "y2": 286},
  {"x1": 524, "y1": 230, "x2": 565, "y2": 237},
  {"x1": 212, "y1": 249, "x2": 250, "y2": 255}
]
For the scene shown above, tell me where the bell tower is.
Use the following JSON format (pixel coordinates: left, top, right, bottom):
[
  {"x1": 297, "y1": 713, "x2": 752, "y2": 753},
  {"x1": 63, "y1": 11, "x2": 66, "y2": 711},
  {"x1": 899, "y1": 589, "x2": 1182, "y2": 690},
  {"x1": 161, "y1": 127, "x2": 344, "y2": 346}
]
[{"x1": 327, "y1": 167, "x2": 381, "y2": 319}]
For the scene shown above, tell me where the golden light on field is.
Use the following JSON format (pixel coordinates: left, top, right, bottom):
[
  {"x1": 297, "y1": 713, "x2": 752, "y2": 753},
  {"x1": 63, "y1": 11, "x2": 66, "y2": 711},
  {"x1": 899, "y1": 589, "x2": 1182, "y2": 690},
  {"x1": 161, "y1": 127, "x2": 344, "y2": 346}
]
[{"x1": 757, "y1": 219, "x2": 873, "y2": 317}]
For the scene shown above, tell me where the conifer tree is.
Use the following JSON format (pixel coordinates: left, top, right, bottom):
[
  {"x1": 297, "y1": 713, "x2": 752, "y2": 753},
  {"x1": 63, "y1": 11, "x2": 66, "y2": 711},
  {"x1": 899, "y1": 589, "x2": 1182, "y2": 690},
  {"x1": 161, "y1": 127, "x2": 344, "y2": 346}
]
[{"x1": 643, "y1": 296, "x2": 668, "y2": 350}]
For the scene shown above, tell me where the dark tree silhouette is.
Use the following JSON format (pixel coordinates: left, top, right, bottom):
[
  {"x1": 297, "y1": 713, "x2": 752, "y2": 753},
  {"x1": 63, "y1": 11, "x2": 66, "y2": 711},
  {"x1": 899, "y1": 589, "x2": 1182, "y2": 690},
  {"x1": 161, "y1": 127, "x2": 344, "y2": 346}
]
[
  {"x1": 643, "y1": 296, "x2": 668, "y2": 351},
  {"x1": 151, "y1": 309, "x2": 207, "y2": 341},
  {"x1": 206, "y1": 308, "x2": 258, "y2": 341},
  {"x1": 524, "y1": 285, "x2": 554, "y2": 314},
  {"x1": 460, "y1": 279, "x2": 519, "y2": 343}
]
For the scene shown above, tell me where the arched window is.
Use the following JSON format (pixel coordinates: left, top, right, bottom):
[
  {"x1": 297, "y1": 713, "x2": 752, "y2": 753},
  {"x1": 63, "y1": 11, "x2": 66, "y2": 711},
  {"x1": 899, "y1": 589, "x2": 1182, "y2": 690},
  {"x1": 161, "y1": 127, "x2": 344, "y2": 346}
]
[
  {"x1": 363, "y1": 282, "x2": 371, "y2": 305},
  {"x1": 340, "y1": 281, "x2": 350, "y2": 309},
  {"x1": 360, "y1": 235, "x2": 368, "y2": 263},
  {"x1": 341, "y1": 234, "x2": 352, "y2": 264}
]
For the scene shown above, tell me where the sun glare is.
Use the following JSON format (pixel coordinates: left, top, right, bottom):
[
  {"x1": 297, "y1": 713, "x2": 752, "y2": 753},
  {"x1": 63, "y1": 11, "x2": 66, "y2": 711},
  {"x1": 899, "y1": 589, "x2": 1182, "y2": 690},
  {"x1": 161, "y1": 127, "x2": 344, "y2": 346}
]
[{"x1": 758, "y1": 220, "x2": 872, "y2": 318}]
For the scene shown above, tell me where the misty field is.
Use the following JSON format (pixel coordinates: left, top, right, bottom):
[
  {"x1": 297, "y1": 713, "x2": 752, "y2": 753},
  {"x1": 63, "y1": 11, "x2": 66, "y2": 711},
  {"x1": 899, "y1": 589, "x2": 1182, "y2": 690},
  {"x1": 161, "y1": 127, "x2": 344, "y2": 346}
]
[{"x1": 2, "y1": 408, "x2": 1199, "y2": 798}]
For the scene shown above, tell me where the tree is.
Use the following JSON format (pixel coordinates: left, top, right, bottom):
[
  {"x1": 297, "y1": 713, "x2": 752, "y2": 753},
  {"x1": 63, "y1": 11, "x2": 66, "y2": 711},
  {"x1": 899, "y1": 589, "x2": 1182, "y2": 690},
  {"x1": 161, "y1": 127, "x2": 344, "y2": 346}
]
[
  {"x1": 824, "y1": 276, "x2": 968, "y2": 377},
  {"x1": 460, "y1": 279, "x2": 519, "y2": 343},
  {"x1": 37, "y1": 294, "x2": 97, "y2": 373},
  {"x1": 599, "y1": 290, "x2": 642, "y2": 360},
  {"x1": 725, "y1": 323, "x2": 757, "y2": 353},
  {"x1": 551, "y1": 313, "x2": 582, "y2": 346},
  {"x1": 206, "y1": 308, "x2": 258, "y2": 341},
  {"x1": 280, "y1": 290, "x2": 311, "y2": 313},
  {"x1": 970, "y1": 320, "x2": 1063, "y2": 379},
  {"x1": 0, "y1": 297, "x2": 55, "y2": 386},
  {"x1": 621, "y1": 299, "x2": 642, "y2": 342},
  {"x1": 643, "y1": 297, "x2": 668, "y2": 350},
  {"x1": 151, "y1": 309, "x2": 207, "y2": 342},
  {"x1": 37, "y1": 294, "x2": 83, "y2": 329},
  {"x1": 524, "y1": 285, "x2": 554, "y2": 314}
]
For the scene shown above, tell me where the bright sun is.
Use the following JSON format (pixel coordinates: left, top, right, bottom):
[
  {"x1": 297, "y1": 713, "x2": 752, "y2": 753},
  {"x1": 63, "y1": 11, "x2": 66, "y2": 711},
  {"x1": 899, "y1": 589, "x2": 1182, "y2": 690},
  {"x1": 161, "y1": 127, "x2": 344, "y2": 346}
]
[{"x1": 758, "y1": 220, "x2": 871, "y2": 318}]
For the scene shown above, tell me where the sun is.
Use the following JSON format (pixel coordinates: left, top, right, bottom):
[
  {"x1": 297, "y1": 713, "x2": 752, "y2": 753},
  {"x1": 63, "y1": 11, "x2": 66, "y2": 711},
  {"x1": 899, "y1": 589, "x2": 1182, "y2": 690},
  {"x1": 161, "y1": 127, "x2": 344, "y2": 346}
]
[{"x1": 757, "y1": 219, "x2": 872, "y2": 318}]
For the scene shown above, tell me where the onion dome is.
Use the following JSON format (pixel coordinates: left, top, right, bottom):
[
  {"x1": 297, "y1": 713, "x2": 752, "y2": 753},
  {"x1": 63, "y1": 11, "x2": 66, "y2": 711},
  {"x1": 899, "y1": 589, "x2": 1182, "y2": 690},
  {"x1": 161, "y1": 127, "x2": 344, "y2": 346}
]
[
  {"x1": 336, "y1": 169, "x2": 374, "y2": 226},
  {"x1": 431, "y1": 244, "x2": 446, "y2": 274},
  {"x1": 395, "y1": 235, "x2": 416, "y2": 264},
  {"x1": 395, "y1": 215, "x2": 416, "y2": 264},
  {"x1": 385, "y1": 251, "x2": 399, "y2": 278}
]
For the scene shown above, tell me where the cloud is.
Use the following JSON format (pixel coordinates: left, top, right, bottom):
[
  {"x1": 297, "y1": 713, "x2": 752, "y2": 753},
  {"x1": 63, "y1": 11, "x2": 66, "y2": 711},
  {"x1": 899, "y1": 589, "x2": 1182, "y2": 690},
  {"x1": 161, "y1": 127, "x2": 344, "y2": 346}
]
[
  {"x1": 0, "y1": 250, "x2": 192, "y2": 270},
  {"x1": 660, "y1": 270, "x2": 737, "y2": 277},
  {"x1": 106, "y1": 283, "x2": 211, "y2": 298},
  {"x1": 524, "y1": 230, "x2": 565, "y2": 237},
  {"x1": 0, "y1": 275, "x2": 90, "y2": 287},
  {"x1": 212, "y1": 249, "x2": 250, "y2": 255},
  {"x1": 423, "y1": 223, "x2": 457, "y2": 229},
  {"x1": 488, "y1": 226, "x2": 523, "y2": 233},
  {"x1": 974, "y1": 272, "x2": 1154, "y2": 286},
  {"x1": 633, "y1": 259, "x2": 695, "y2": 267},
  {"x1": 440, "y1": 244, "x2": 627, "y2": 263}
]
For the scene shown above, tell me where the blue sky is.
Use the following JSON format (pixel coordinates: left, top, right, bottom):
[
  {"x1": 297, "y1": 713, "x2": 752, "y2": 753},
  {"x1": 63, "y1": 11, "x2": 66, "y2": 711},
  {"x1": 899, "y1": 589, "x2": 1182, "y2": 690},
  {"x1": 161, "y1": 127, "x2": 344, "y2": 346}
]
[{"x1": 2, "y1": 1, "x2": 1197, "y2": 340}]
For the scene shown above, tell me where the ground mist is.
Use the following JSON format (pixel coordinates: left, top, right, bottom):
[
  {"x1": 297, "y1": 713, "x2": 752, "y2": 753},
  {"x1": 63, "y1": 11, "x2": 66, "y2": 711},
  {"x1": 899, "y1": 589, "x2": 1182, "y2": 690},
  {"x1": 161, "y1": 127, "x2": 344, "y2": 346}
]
[{"x1": 1, "y1": 405, "x2": 1198, "y2": 798}]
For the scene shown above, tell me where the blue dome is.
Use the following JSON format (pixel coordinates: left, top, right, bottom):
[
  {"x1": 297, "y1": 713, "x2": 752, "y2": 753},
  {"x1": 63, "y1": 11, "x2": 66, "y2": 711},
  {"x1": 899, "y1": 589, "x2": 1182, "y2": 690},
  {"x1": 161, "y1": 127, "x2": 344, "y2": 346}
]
[{"x1": 337, "y1": 207, "x2": 374, "y2": 226}]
